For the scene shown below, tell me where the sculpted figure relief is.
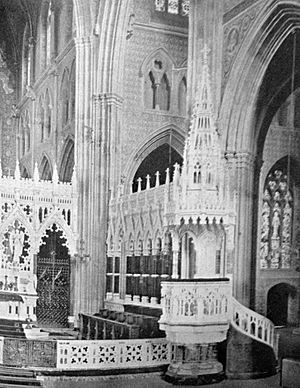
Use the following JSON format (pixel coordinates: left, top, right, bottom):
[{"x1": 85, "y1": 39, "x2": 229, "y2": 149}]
[
  {"x1": 272, "y1": 211, "x2": 280, "y2": 239},
  {"x1": 9, "y1": 227, "x2": 24, "y2": 262}
]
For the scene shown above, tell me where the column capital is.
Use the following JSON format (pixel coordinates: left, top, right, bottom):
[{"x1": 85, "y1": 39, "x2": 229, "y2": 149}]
[
  {"x1": 74, "y1": 36, "x2": 92, "y2": 48},
  {"x1": 93, "y1": 93, "x2": 124, "y2": 107},
  {"x1": 225, "y1": 151, "x2": 256, "y2": 169}
]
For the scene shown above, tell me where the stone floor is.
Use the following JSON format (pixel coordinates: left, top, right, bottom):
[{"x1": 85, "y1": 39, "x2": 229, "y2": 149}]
[
  {"x1": 40, "y1": 326, "x2": 300, "y2": 387},
  {"x1": 42, "y1": 372, "x2": 281, "y2": 388}
]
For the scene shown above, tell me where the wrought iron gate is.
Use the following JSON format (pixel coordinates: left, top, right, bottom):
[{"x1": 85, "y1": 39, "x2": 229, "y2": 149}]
[{"x1": 36, "y1": 254, "x2": 70, "y2": 327}]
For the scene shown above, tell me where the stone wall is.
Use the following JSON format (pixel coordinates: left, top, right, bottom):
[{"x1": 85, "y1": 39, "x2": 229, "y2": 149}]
[
  {"x1": 120, "y1": 0, "x2": 189, "y2": 189},
  {"x1": 0, "y1": 55, "x2": 16, "y2": 175}
]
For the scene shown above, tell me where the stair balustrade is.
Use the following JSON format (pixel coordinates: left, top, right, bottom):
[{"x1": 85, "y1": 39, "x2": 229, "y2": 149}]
[{"x1": 231, "y1": 297, "x2": 278, "y2": 354}]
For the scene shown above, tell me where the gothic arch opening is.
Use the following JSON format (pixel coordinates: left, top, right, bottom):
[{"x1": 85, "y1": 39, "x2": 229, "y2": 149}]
[
  {"x1": 37, "y1": 223, "x2": 70, "y2": 327},
  {"x1": 132, "y1": 143, "x2": 183, "y2": 192},
  {"x1": 267, "y1": 283, "x2": 297, "y2": 326},
  {"x1": 40, "y1": 155, "x2": 52, "y2": 181}
]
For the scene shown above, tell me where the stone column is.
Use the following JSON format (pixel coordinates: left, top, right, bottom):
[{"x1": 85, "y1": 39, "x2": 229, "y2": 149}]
[
  {"x1": 73, "y1": 35, "x2": 93, "y2": 319},
  {"x1": 86, "y1": 93, "x2": 123, "y2": 313},
  {"x1": 232, "y1": 152, "x2": 256, "y2": 307}
]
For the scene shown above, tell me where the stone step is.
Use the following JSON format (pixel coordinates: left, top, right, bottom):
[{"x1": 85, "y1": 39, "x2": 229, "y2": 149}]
[
  {"x1": 0, "y1": 365, "x2": 36, "y2": 378},
  {"x1": 0, "y1": 366, "x2": 41, "y2": 387},
  {"x1": 0, "y1": 375, "x2": 41, "y2": 385}
]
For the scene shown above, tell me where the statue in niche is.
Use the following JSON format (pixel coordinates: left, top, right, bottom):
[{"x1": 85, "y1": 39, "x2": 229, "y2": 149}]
[
  {"x1": 260, "y1": 242, "x2": 269, "y2": 260},
  {"x1": 261, "y1": 202, "x2": 270, "y2": 240},
  {"x1": 274, "y1": 191, "x2": 281, "y2": 201},
  {"x1": 9, "y1": 226, "x2": 24, "y2": 263},
  {"x1": 272, "y1": 211, "x2": 280, "y2": 239},
  {"x1": 282, "y1": 203, "x2": 292, "y2": 243}
]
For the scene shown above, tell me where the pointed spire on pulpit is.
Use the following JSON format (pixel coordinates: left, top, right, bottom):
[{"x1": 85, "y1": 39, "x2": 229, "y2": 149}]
[
  {"x1": 52, "y1": 163, "x2": 59, "y2": 184},
  {"x1": 181, "y1": 43, "x2": 221, "y2": 192},
  {"x1": 33, "y1": 162, "x2": 39, "y2": 183},
  {"x1": 14, "y1": 160, "x2": 21, "y2": 180}
]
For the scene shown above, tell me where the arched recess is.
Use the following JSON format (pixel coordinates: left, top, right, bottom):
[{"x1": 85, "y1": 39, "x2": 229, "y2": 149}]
[
  {"x1": 40, "y1": 154, "x2": 52, "y2": 181},
  {"x1": 267, "y1": 282, "x2": 297, "y2": 326},
  {"x1": 36, "y1": 223, "x2": 71, "y2": 327},
  {"x1": 124, "y1": 125, "x2": 185, "y2": 193},
  {"x1": 259, "y1": 156, "x2": 296, "y2": 270},
  {"x1": 59, "y1": 137, "x2": 74, "y2": 182},
  {"x1": 220, "y1": 1, "x2": 300, "y2": 155},
  {"x1": 218, "y1": 1, "x2": 300, "y2": 307},
  {"x1": 140, "y1": 48, "x2": 174, "y2": 111},
  {"x1": 20, "y1": 164, "x2": 30, "y2": 179}
]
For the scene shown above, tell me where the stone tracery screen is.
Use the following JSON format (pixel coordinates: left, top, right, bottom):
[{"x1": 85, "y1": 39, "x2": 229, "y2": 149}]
[{"x1": 260, "y1": 168, "x2": 293, "y2": 269}]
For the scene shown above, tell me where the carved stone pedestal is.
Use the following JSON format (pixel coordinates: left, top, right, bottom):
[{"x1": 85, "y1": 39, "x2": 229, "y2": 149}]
[
  {"x1": 159, "y1": 279, "x2": 232, "y2": 385},
  {"x1": 165, "y1": 343, "x2": 224, "y2": 385}
]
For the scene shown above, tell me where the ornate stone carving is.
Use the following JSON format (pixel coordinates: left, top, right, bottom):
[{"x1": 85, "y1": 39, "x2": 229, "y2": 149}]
[
  {"x1": 223, "y1": 2, "x2": 263, "y2": 87},
  {"x1": 260, "y1": 168, "x2": 293, "y2": 269}
]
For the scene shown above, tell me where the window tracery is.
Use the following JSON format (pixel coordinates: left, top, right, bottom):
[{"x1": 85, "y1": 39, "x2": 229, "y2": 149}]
[
  {"x1": 260, "y1": 167, "x2": 293, "y2": 269},
  {"x1": 155, "y1": 0, "x2": 189, "y2": 16}
]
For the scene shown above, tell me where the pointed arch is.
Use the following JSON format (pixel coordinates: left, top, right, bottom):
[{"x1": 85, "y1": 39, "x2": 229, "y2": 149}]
[
  {"x1": 69, "y1": 60, "x2": 76, "y2": 120},
  {"x1": 140, "y1": 48, "x2": 174, "y2": 111},
  {"x1": 221, "y1": 1, "x2": 300, "y2": 154},
  {"x1": 60, "y1": 68, "x2": 70, "y2": 127},
  {"x1": 44, "y1": 88, "x2": 52, "y2": 137},
  {"x1": 20, "y1": 163, "x2": 30, "y2": 179},
  {"x1": 139, "y1": 47, "x2": 175, "y2": 77},
  {"x1": 40, "y1": 154, "x2": 52, "y2": 181},
  {"x1": 59, "y1": 137, "x2": 74, "y2": 182},
  {"x1": 178, "y1": 75, "x2": 187, "y2": 115},
  {"x1": 37, "y1": 215, "x2": 76, "y2": 256},
  {"x1": 123, "y1": 124, "x2": 185, "y2": 193}
]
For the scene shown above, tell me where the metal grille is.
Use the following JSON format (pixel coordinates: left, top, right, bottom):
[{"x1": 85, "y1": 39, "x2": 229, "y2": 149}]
[{"x1": 36, "y1": 256, "x2": 70, "y2": 327}]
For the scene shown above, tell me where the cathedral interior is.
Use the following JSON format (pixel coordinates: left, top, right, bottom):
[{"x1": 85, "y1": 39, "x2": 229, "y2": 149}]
[{"x1": 0, "y1": 0, "x2": 299, "y2": 386}]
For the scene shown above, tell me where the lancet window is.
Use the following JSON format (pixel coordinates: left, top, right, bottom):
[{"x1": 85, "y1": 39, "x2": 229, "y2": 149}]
[
  {"x1": 260, "y1": 165, "x2": 293, "y2": 269},
  {"x1": 193, "y1": 163, "x2": 201, "y2": 184},
  {"x1": 46, "y1": 1, "x2": 53, "y2": 66},
  {"x1": 178, "y1": 76, "x2": 187, "y2": 116},
  {"x1": 155, "y1": 0, "x2": 189, "y2": 16},
  {"x1": 145, "y1": 61, "x2": 170, "y2": 111}
]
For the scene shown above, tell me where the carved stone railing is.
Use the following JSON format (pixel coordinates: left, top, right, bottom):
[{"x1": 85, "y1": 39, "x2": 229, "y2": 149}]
[
  {"x1": 1, "y1": 337, "x2": 56, "y2": 367},
  {"x1": 231, "y1": 297, "x2": 278, "y2": 354},
  {"x1": 159, "y1": 279, "x2": 232, "y2": 328},
  {"x1": 56, "y1": 338, "x2": 170, "y2": 370},
  {"x1": 0, "y1": 336, "x2": 170, "y2": 371}
]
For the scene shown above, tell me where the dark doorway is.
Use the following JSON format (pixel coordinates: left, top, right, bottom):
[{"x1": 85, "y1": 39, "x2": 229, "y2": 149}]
[
  {"x1": 267, "y1": 283, "x2": 295, "y2": 326},
  {"x1": 36, "y1": 224, "x2": 70, "y2": 327}
]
